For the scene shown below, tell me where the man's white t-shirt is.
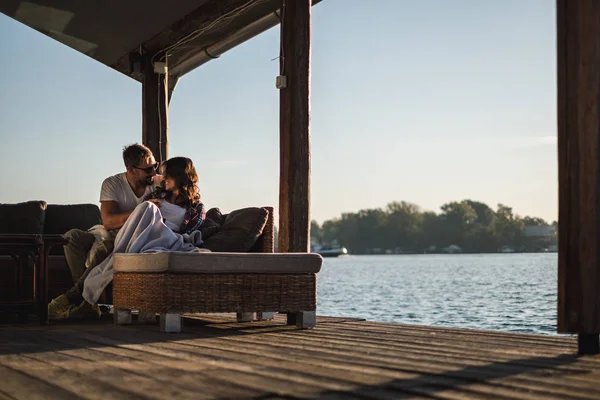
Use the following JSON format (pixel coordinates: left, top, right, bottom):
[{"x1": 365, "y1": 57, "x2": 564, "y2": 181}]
[{"x1": 99, "y1": 172, "x2": 155, "y2": 213}]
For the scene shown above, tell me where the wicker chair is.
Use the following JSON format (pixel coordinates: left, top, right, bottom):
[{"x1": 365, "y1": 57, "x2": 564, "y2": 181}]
[{"x1": 111, "y1": 207, "x2": 322, "y2": 332}]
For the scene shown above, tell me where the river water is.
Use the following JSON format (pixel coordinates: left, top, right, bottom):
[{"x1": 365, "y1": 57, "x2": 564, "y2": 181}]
[{"x1": 317, "y1": 253, "x2": 558, "y2": 335}]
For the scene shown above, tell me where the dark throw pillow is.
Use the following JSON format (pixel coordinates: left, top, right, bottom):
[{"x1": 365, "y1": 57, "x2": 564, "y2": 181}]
[
  {"x1": 206, "y1": 207, "x2": 226, "y2": 227},
  {"x1": 202, "y1": 207, "x2": 269, "y2": 252},
  {"x1": 199, "y1": 208, "x2": 223, "y2": 240}
]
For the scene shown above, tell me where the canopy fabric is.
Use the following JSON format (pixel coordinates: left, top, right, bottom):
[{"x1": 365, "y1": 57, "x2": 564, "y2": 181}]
[{"x1": 0, "y1": 0, "x2": 285, "y2": 80}]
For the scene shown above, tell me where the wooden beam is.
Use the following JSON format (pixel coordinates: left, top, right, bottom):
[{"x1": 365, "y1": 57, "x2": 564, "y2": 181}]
[
  {"x1": 142, "y1": 56, "x2": 169, "y2": 164},
  {"x1": 278, "y1": 0, "x2": 311, "y2": 253},
  {"x1": 557, "y1": 0, "x2": 600, "y2": 352}
]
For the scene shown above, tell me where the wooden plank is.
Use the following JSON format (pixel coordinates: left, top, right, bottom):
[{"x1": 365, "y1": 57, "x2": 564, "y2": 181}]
[
  {"x1": 277, "y1": 328, "x2": 575, "y2": 360},
  {"x1": 314, "y1": 323, "x2": 578, "y2": 353},
  {"x1": 66, "y1": 332, "x2": 371, "y2": 397},
  {"x1": 278, "y1": 0, "x2": 312, "y2": 253},
  {"x1": 155, "y1": 333, "x2": 600, "y2": 398},
  {"x1": 63, "y1": 322, "x2": 595, "y2": 391},
  {"x1": 23, "y1": 329, "x2": 271, "y2": 400},
  {"x1": 182, "y1": 316, "x2": 581, "y2": 357},
  {"x1": 185, "y1": 312, "x2": 364, "y2": 325},
  {"x1": 0, "y1": 356, "x2": 138, "y2": 400},
  {"x1": 45, "y1": 328, "x2": 345, "y2": 398},
  {"x1": 217, "y1": 331, "x2": 600, "y2": 381},
  {"x1": 58, "y1": 327, "x2": 428, "y2": 400},
  {"x1": 556, "y1": 0, "x2": 600, "y2": 340},
  {"x1": 2, "y1": 317, "x2": 600, "y2": 399},
  {"x1": 76, "y1": 325, "x2": 600, "y2": 400},
  {"x1": 142, "y1": 55, "x2": 169, "y2": 164},
  {"x1": 199, "y1": 326, "x2": 599, "y2": 374},
  {"x1": 268, "y1": 335, "x2": 596, "y2": 377},
  {"x1": 0, "y1": 363, "x2": 81, "y2": 400},
  {"x1": 334, "y1": 320, "x2": 574, "y2": 343},
  {"x1": 0, "y1": 331, "x2": 221, "y2": 400}
]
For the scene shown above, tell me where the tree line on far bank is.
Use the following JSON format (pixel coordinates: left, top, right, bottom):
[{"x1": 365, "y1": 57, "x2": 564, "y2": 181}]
[{"x1": 310, "y1": 200, "x2": 557, "y2": 254}]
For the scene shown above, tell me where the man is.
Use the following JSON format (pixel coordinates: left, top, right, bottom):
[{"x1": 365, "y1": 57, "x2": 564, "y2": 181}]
[{"x1": 48, "y1": 143, "x2": 161, "y2": 320}]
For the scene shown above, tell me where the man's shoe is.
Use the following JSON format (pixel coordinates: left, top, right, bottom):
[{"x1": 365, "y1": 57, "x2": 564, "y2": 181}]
[
  {"x1": 48, "y1": 294, "x2": 75, "y2": 320},
  {"x1": 68, "y1": 300, "x2": 101, "y2": 320}
]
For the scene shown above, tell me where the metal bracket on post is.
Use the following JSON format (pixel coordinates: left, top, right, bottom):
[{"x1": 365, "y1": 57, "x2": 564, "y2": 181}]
[
  {"x1": 295, "y1": 311, "x2": 316, "y2": 329},
  {"x1": 286, "y1": 312, "x2": 297, "y2": 326},
  {"x1": 578, "y1": 333, "x2": 600, "y2": 355},
  {"x1": 257, "y1": 312, "x2": 275, "y2": 321},
  {"x1": 160, "y1": 313, "x2": 182, "y2": 333},
  {"x1": 236, "y1": 312, "x2": 255, "y2": 322},
  {"x1": 129, "y1": 51, "x2": 143, "y2": 80},
  {"x1": 114, "y1": 309, "x2": 132, "y2": 325},
  {"x1": 138, "y1": 311, "x2": 156, "y2": 324}
]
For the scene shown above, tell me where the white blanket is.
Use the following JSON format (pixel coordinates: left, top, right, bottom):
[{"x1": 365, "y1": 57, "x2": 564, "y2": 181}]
[{"x1": 82, "y1": 201, "x2": 208, "y2": 304}]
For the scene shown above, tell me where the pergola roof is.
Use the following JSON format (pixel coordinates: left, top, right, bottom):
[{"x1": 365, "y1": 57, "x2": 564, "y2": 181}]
[{"x1": 0, "y1": 0, "x2": 312, "y2": 81}]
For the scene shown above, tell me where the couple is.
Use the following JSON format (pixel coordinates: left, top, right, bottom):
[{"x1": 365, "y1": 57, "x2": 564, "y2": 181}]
[{"x1": 49, "y1": 143, "x2": 208, "y2": 320}]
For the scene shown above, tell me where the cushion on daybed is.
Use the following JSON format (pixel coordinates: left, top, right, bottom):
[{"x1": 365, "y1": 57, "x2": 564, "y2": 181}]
[
  {"x1": 113, "y1": 251, "x2": 323, "y2": 274},
  {"x1": 44, "y1": 203, "x2": 102, "y2": 234},
  {"x1": 0, "y1": 200, "x2": 47, "y2": 234}
]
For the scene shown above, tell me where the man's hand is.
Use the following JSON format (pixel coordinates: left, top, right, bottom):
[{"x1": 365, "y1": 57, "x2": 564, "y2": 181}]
[{"x1": 100, "y1": 201, "x2": 134, "y2": 231}]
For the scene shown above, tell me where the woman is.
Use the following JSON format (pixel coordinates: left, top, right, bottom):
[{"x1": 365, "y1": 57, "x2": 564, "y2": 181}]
[
  {"x1": 48, "y1": 157, "x2": 207, "y2": 320},
  {"x1": 145, "y1": 156, "x2": 205, "y2": 234}
]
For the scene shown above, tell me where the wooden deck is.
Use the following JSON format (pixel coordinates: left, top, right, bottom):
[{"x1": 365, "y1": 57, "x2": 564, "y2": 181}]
[{"x1": 0, "y1": 313, "x2": 598, "y2": 400}]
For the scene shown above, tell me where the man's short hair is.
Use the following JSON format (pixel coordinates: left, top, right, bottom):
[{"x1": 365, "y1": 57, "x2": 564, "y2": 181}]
[{"x1": 122, "y1": 143, "x2": 153, "y2": 168}]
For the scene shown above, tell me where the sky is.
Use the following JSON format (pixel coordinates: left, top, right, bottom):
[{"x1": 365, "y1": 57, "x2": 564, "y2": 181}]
[{"x1": 0, "y1": 0, "x2": 557, "y2": 224}]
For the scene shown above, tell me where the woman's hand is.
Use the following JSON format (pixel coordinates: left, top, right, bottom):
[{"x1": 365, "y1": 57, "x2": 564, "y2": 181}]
[{"x1": 147, "y1": 198, "x2": 162, "y2": 207}]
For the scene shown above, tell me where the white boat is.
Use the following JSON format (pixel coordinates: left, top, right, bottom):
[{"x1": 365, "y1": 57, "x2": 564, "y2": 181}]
[
  {"x1": 313, "y1": 246, "x2": 348, "y2": 257},
  {"x1": 499, "y1": 246, "x2": 516, "y2": 253}
]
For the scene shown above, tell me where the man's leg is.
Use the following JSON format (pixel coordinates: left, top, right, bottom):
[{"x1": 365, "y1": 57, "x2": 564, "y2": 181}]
[
  {"x1": 50, "y1": 234, "x2": 114, "y2": 320},
  {"x1": 63, "y1": 238, "x2": 117, "y2": 319},
  {"x1": 86, "y1": 238, "x2": 115, "y2": 270},
  {"x1": 63, "y1": 229, "x2": 95, "y2": 283},
  {"x1": 65, "y1": 238, "x2": 115, "y2": 306}
]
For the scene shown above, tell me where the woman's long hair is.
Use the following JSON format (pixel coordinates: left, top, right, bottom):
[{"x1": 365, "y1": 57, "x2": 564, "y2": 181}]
[{"x1": 160, "y1": 157, "x2": 200, "y2": 208}]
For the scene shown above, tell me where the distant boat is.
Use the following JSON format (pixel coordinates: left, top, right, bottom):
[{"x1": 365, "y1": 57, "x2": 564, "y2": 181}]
[
  {"x1": 499, "y1": 245, "x2": 516, "y2": 253},
  {"x1": 442, "y1": 244, "x2": 462, "y2": 254},
  {"x1": 313, "y1": 245, "x2": 348, "y2": 258}
]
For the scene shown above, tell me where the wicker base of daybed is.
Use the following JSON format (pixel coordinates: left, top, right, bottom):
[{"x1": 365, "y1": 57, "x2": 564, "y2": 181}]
[{"x1": 112, "y1": 272, "x2": 317, "y2": 314}]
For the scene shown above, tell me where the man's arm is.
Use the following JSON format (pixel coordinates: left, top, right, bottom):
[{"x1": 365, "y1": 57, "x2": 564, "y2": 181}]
[{"x1": 100, "y1": 201, "x2": 134, "y2": 231}]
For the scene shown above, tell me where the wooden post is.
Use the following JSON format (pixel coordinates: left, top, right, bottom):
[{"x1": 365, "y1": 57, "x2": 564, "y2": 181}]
[
  {"x1": 142, "y1": 56, "x2": 169, "y2": 164},
  {"x1": 557, "y1": 0, "x2": 600, "y2": 354},
  {"x1": 278, "y1": 0, "x2": 311, "y2": 253}
]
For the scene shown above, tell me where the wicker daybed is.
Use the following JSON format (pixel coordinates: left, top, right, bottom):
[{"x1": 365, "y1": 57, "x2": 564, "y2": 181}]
[{"x1": 111, "y1": 207, "x2": 322, "y2": 332}]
